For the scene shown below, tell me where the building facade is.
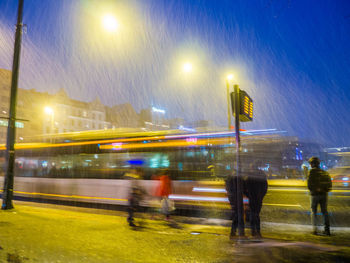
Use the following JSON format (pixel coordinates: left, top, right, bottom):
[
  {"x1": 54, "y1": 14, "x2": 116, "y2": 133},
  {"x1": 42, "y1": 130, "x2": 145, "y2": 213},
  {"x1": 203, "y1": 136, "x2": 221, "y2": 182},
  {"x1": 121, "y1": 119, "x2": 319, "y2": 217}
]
[
  {"x1": 0, "y1": 69, "x2": 116, "y2": 143},
  {"x1": 0, "y1": 68, "x2": 213, "y2": 143}
]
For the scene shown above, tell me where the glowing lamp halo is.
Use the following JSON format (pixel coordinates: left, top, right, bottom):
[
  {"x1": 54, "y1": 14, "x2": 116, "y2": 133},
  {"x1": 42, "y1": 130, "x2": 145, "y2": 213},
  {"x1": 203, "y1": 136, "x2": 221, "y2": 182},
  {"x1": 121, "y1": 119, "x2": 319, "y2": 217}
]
[{"x1": 102, "y1": 14, "x2": 119, "y2": 33}]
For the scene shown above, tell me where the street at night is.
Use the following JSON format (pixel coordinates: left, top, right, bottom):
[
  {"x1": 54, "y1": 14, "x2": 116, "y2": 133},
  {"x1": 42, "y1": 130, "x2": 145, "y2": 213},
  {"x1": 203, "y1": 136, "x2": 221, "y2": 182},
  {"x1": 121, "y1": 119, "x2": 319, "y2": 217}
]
[
  {"x1": 1, "y1": 201, "x2": 350, "y2": 263},
  {"x1": 1, "y1": 0, "x2": 350, "y2": 262}
]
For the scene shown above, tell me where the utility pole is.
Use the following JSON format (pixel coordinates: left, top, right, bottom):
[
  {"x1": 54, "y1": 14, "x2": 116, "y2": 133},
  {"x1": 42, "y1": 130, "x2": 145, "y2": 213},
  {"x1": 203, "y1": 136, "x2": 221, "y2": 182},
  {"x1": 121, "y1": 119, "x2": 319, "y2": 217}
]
[
  {"x1": 233, "y1": 84, "x2": 244, "y2": 237},
  {"x1": 2, "y1": 0, "x2": 24, "y2": 210}
]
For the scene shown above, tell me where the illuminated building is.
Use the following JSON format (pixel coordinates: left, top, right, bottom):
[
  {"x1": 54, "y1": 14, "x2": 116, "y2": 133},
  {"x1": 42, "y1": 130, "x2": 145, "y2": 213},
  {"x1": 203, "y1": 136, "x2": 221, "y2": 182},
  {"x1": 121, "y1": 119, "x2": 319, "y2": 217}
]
[{"x1": 0, "y1": 69, "x2": 111, "y2": 142}]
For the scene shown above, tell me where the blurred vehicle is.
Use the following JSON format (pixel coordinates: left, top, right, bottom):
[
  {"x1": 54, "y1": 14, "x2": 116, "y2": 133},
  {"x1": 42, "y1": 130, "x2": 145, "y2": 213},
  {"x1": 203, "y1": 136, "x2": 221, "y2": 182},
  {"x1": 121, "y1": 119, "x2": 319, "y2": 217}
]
[
  {"x1": 328, "y1": 166, "x2": 350, "y2": 187},
  {"x1": 0, "y1": 128, "x2": 330, "y2": 210}
]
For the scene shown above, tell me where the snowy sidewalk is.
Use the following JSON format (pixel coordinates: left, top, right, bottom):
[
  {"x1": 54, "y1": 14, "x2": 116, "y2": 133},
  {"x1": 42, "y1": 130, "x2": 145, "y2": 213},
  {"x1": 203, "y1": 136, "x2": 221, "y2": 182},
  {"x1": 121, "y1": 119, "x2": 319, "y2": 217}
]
[{"x1": 0, "y1": 201, "x2": 349, "y2": 263}]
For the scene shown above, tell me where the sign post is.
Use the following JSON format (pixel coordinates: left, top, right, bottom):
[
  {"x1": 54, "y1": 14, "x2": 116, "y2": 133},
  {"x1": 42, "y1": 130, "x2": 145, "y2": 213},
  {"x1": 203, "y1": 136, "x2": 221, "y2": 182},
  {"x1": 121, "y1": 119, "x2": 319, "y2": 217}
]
[{"x1": 230, "y1": 85, "x2": 253, "y2": 238}]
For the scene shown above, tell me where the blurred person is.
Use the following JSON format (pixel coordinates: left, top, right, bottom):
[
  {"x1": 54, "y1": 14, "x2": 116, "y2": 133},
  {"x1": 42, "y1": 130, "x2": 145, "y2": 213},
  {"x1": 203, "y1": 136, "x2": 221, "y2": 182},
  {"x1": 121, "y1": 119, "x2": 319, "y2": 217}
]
[
  {"x1": 125, "y1": 168, "x2": 144, "y2": 227},
  {"x1": 244, "y1": 161, "x2": 268, "y2": 238},
  {"x1": 225, "y1": 172, "x2": 245, "y2": 238},
  {"x1": 267, "y1": 167, "x2": 273, "y2": 179},
  {"x1": 307, "y1": 157, "x2": 332, "y2": 235},
  {"x1": 153, "y1": 169, "x2": 173, "y2": 220},
  {"x1": 303, "y1": 165, "x2": 309, "y2": 181}
]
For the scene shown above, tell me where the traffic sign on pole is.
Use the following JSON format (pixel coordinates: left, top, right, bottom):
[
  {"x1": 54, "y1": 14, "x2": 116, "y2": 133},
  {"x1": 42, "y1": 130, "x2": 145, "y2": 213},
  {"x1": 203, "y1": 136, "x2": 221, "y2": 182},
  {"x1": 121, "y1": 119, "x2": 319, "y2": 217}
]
[{"x1": 230, "y1": 90, "x2": 253, "y2": 122}]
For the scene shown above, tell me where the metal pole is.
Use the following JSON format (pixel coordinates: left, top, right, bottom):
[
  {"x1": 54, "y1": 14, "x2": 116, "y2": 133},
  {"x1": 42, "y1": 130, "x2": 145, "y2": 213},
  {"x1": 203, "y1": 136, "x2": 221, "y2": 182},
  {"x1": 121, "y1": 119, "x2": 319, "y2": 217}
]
[
  {"x1": 226, "y1": 80, "x2": 231, "y2": 130},
  {"x1": 50, "y1": 111, "x2": 54, "y2": 143},
  {"x1": 2, "y1": 0, "x2": 24, "y2": 210},
  {"x1": 234, "y1": 84, "x2": 244, "y2": 237}
]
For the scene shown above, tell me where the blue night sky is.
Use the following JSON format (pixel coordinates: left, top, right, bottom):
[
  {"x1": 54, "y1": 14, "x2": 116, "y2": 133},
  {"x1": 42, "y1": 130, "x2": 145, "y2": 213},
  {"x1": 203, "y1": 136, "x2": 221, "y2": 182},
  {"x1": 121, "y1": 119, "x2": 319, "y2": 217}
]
[{"x1": 0, "y1": 0, "x2": 349, "y2": 146}]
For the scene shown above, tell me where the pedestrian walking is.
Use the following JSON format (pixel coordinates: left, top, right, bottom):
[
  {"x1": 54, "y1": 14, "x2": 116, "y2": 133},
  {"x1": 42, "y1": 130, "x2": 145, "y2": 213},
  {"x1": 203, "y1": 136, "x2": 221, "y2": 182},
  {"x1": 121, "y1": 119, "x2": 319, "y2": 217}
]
[
  {"x1": 307, "y1": 157, "x2": 332, "y2": 235},
  {"x1": 244, "y1": 161, "x2": 268, "y2": 238},
  {"x1": 153, "y1": 169, "x2": 173, "y2": 220},
  {"x1": 125, "y1": 168, "x2": 144, "y2": 227}
]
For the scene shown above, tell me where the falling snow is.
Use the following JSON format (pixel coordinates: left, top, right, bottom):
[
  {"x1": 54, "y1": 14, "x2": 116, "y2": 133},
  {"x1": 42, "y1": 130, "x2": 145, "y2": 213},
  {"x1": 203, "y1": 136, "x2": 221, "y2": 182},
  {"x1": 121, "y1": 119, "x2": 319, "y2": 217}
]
[{"x1": 0, "y1": 0, "x2": 349, "y2": 146}]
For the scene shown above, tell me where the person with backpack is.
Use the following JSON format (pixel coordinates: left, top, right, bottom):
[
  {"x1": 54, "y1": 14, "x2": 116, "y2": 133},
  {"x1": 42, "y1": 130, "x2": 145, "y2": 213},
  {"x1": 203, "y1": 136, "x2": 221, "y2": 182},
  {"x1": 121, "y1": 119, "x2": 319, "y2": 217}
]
[{"x1": 307, "y1": 157, "x2": 332, "y2": 235}]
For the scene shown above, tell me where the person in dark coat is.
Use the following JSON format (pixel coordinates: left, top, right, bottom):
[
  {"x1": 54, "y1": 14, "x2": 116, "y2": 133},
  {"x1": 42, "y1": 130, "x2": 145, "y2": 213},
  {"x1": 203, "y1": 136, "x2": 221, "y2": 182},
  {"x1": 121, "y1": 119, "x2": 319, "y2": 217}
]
[
  {"x1": 307, "y1": 157, "x2": 332, "y2": 235},
  {"x1": 225, "y1": 173, "x2": 245, "y2": 238},
  {"x1": 244, "y1": 162, "x2": 268, "y2": 238}
]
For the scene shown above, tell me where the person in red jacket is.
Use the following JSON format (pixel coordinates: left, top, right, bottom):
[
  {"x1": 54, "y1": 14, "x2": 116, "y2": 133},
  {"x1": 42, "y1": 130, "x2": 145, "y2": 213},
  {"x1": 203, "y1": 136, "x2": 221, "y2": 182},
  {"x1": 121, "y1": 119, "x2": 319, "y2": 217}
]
[{"x1": 153, "y1": 169, "x2": 173, "y2": 220}]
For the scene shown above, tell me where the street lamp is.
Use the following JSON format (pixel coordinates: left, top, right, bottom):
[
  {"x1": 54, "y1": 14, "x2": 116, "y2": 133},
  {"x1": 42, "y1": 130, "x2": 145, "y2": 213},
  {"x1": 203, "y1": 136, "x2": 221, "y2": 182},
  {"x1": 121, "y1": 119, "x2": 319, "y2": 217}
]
[
  {"x1": 226, "y1": 74, "x2": 234, "y2": 130},
  {"x1": 183, "y1": 62, "x2": 193, "y2": 73},
  {"x1": 44, "y1": 106, "x2": 54, "y2": 136},
  {"x1": 101, "y1": 14, "x2": 119, "y2": 33},
  {"x1": 44, "y1": 106, "x2": 53, "y2": 116},
  {"x1": 227, "y1": 74, "x2": 234, "y2": 81}
]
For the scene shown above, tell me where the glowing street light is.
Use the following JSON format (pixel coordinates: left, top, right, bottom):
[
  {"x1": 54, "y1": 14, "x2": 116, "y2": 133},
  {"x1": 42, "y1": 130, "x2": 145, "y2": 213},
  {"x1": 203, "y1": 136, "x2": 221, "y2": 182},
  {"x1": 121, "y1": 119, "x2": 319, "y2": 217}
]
[
  {"x1": 227, "y1": 74, "x2": 234, "y2": 81},
  {"x1": 101, "y1": 14, "x2": 119, "y2": 33},
  {"x1": 44, "y1": 106, "x2": 55, "y2": 136},
  {"x1": 183, "y1": 62, "x2": 193, "y2": 73},
  {"x1": 44, "y1": 106, "x2": 53, "y2": 116}
]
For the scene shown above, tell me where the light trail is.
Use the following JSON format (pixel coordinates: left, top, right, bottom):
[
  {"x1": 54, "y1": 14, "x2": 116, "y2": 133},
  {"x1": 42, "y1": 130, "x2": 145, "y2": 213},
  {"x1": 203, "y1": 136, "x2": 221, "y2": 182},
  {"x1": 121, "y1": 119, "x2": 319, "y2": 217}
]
[
  {"x1": 169, "y1": 194, "x2": 229, "y2": 202},
  {"x1": 263, "y1": 203, "x2": 302, "y2": 208},
  {"x1": 0, "y1": 190, "x2": 339, "y2": 209},
  {"x1": 192, "y1": 187, "x2": 227, "y2": 193},
  {"x1": 269, "y1": 188, "x2": 350, "y2": 193},
  {"x1": 170, "y1": 194, "x2": 304, "y2": 207},
  {"x1": 0, "y1": 190, "x2": 128, "y2": 202},
  {"x1": 192, "y1": 187, "x2": 350, "y2": 195},
  {"x1": 268, "y1": 188, "x2": 308, "y2": 192},
  {"x1": 0, "y1": 128, "x2": 284, "y2": 151}
]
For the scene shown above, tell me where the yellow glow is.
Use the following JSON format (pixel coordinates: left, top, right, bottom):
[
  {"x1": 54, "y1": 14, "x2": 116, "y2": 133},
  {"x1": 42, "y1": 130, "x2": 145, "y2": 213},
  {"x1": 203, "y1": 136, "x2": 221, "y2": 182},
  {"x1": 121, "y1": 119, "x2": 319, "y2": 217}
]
[
  {"x1": 77, "y1": 1, "x2": 146, "y2": 62},
  {"x1": 223, "y1": 69, "x2": 240, "y2": 84},
  {"x1": 183, "y1": 62, "x2": 193, "y2": 73},
  {"x1": 227, "y1": 74, "x2": 234, "y2": 81},
  {"x1": 44, "y1": 107, "x2": 53, "y2": 115},
  {"x1": 102, "y1": 14, "x2": 119, "y2": 32}
]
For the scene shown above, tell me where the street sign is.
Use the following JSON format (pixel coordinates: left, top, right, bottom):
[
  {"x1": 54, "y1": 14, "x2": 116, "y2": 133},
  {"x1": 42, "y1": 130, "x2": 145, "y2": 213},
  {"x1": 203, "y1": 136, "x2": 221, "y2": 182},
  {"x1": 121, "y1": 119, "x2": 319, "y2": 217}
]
[
  {"x1": 239, "y1": 90, "x2": 253, "y2": 122},
  {"x1": 230, "y1": 90, "x2": 253, "y2": 122}
]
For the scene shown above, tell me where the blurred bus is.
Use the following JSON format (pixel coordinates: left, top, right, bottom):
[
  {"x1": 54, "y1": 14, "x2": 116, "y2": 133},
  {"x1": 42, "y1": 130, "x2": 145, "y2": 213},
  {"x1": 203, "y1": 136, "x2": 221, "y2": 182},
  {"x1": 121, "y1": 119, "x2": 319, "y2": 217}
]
[{"x1": 0, "y1": 128, "x2": 326, "y2": 207}]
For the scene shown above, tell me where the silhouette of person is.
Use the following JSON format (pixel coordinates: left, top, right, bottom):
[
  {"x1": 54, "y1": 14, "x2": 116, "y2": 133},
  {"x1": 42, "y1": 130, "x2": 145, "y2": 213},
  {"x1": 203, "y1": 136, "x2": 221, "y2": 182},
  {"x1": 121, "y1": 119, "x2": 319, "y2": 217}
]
[
  {"x1": 244, "y1": 161, "x2": 268, "y2": 238},
  {"x1": 307, "y1": 157, "x2": 332, "y2": 235}
]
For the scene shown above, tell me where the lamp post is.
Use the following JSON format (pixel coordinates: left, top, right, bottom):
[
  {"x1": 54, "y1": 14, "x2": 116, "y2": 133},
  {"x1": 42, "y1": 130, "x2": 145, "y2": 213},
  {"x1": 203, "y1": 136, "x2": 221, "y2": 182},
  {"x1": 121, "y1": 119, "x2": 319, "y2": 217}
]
[
  {"x1": 226, "y1": 74, "x2": 234, "y2": 130},
  {"x1": 233, "y1": 84, "x2": 244, "y2": 237},
  {"x1": 227, "y1": 78, "x2": 245, "y2": 237},
  {"x1": 2, "y1": 0, "x2": 24, "y2": 210}
]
